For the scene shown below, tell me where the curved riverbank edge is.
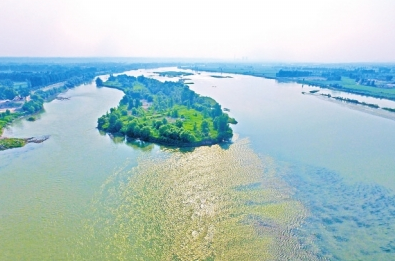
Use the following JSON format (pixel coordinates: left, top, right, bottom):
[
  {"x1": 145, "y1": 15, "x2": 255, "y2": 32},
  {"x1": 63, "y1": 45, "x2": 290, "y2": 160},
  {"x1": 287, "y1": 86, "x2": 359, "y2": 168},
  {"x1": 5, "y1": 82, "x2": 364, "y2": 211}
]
[{"x1": 105, "y1": 132, "x2": 232, "y2": 148}]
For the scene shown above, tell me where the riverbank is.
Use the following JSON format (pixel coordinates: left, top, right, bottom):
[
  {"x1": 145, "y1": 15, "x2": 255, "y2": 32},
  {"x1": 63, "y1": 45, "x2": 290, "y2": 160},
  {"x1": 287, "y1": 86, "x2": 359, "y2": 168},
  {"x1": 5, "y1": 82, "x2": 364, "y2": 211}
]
[
  {"x1": 305, "y1": 92, "x2": 395, "y2": 122},
  {"x1": 0, "y1": 135, "x2": 49, "y2": 151},
  {"x1": 0, "y1": 105, "x2": 49, "y2": 151},
  {"x1": 180, "y1": 64, "x2": 395, "y2": 102}
]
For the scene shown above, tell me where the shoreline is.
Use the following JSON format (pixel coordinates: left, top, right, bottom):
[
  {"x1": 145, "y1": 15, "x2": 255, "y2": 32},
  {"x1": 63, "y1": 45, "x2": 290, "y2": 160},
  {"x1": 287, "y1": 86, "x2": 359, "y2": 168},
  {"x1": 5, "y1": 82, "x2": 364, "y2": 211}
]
[
  {"x1": 106, "y1": 131, "x2": 232, "y2": 148},
  {"x1": 307, "y1": 93, "x2": 395, "y2": 121},
  {"x1": 187, "y1": 68, "x2": 395, "y2": 121},
  {"x1": 186, "y1": 67, "x2": 395, "y2": 102}
]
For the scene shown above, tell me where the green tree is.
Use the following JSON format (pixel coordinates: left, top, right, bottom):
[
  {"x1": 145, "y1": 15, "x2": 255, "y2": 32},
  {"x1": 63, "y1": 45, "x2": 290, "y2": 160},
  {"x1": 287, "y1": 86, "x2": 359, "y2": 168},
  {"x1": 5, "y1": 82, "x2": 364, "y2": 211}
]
[
  {"x1": 175, "y1": 119, "x2": 183, "y2": 128},
  {"x1": 140, "y1": 126, "x2": 151, "y2": 140},
  {"x1": 201, "y1": 120, "x2": 209, "y2": 135},
  {"x1": 95, "y1": 77, "x2": 104, "y2": 87}
]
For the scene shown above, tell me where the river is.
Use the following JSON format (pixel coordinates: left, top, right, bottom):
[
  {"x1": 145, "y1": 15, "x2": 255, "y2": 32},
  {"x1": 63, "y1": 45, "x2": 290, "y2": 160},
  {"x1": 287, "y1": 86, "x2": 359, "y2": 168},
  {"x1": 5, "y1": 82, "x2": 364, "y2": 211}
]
[{"x1": 1, "y1": 68, "x2": 395, "y2": 260}]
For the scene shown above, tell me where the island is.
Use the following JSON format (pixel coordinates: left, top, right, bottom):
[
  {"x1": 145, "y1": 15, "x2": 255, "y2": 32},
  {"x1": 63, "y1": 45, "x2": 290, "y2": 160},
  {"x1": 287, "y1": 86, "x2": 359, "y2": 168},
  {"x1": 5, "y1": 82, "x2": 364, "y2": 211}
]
[
  {"x1": 96, "y1": 74, "x2": 237, "y2": 147},
  {"x1": 154, "y1": 71, "x2": 194, "y2": 78}
]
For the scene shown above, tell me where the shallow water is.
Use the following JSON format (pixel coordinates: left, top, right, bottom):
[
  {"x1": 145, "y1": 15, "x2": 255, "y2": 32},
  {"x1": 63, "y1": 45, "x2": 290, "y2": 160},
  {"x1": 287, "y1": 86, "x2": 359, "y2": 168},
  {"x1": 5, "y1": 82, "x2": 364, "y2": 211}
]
[{"x1": 1, "y1": 69, "x2": 395, "y2": 260}]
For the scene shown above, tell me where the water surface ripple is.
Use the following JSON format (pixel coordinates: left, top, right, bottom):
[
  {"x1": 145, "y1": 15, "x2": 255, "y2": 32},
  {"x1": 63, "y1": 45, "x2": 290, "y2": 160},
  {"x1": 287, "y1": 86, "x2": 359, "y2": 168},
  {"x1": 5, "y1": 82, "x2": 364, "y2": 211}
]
[{"x1": 78, "y1": 139, "x2": 319, "y2": 260}]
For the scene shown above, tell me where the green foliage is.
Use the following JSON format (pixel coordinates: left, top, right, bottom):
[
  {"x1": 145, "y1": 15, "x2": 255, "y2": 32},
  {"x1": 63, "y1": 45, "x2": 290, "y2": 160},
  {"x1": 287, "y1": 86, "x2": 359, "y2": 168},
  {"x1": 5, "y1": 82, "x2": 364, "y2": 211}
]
[
  {"x1": 0, "y1": 111, "x2": 22, "y2": 134},
  {"x1": 95, "y1": 77, "x2": 104, "y2": 87},
  {"x1": 98, "y1": 74, "x2": 236, "y2": 146},
  {"x1": 22, "y1": 95, "x2": 44, "y2": 113},
  {"x1": 0, "y1": 138, "x2": 26, "y2": 150},
  {"x1": 383, "y1": 107, "x2": 395, "y2": 113},
  {"x1": 154, "y1": 71, "x2": 194, "y2": 77}
]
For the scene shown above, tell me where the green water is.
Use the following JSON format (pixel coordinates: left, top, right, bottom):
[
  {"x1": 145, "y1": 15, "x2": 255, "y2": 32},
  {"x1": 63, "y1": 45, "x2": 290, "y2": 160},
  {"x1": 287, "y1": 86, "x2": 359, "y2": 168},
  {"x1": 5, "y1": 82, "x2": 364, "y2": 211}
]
[{"x1": 1, "y1": 69, "x2": 395, "y2": 260}]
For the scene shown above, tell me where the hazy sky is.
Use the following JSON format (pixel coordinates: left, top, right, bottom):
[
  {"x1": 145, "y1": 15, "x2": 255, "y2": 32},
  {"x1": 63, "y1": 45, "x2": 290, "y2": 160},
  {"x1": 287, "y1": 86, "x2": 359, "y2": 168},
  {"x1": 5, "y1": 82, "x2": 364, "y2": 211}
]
[{"x1": 2, "y1": 0, "x2": 395, "y2": 62}]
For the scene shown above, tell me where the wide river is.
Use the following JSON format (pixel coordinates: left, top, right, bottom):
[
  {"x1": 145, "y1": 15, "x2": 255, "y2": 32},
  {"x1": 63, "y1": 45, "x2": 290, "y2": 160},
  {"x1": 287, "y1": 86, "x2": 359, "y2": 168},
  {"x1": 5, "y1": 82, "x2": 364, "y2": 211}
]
[{"x1": 1, "y1": 68, "x2": 395, "y2": 260}]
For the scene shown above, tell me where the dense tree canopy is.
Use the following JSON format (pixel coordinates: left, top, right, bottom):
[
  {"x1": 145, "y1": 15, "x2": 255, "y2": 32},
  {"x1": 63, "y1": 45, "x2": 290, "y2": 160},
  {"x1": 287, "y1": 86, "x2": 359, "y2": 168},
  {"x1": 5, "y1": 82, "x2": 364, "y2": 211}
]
[{"x1": 98, "y1": 74, "x2": 237, "y2": 146}]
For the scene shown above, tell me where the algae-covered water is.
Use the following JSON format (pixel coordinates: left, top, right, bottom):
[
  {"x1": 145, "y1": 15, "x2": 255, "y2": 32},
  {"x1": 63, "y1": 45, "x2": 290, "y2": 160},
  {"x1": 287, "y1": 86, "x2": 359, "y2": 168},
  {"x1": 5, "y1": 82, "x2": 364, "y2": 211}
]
[{"x1": 1, "y1": 68, "x2": 395, "y2": 260}]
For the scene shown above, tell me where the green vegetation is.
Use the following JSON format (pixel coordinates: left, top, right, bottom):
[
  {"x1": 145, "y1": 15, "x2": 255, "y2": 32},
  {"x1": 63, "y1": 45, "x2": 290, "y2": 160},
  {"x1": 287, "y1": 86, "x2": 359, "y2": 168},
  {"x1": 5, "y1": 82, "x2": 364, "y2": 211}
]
[
  {"x1": 95, "y1": 77, "x2": 104, "y2": 87},
  {"x1": 300, "y1": 76, "x2": 395, "y2": 101},
  {"x1": 22, "y1": 94, "x2": 44, "y2": 113},
  {"x1": 210, "y1": 75, "x2": 233, "y2": 79},
  {"x1": 0, "y1": 137, "x2": 26, "y2": 151},
  {"x1": 182, "y1": 63, "x2": 395, "y2": 101},
  {"x1": 181, "y1": 64, "x2": 279, "y2": 78},
  {"x1": 331, "y1": 96, "x2": 379, "y2": 108},
  {"x1": 0, "y1": 110, "x2": 21, "y2": 134},
  {"x1": 0, "y1": 110, "x2": 26, "y2": 150},
  {"x1": 154, "y1": 71, "x2": 194, "y2": 77},
  {"x1": 383, "y1": 107, "x2": 395, "y2": 112},
  {"x1": 97, "y1": 74, "x2": 236, "y2": 147}
]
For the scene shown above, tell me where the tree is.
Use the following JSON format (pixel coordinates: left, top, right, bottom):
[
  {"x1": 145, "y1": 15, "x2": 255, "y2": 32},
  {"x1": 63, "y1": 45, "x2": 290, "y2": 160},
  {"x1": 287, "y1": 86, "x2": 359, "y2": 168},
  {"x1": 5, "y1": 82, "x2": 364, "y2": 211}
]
[
  {"x1": 97, "y1": 116, "x2": 107, "y2": 129},
  {"x1": 95, "y1": 77, "x2": 104, "y2": 87},
  {"x1": 201, "y1": 120, "x2": 209, "y2": 135},
  {"x1": 175, "y1": 119, "x2": 183, "y2": 128},
  {"x1": 211, "y1": 103, "x2": 222, "y2": 118},
  {"x1": 120, "y1": 95, "x2": 129, "y2": 105},
  {"x1": 140, "y1": 126, "x2": 151, "y2": 140},
  {"x1": 172, "y1": 109, "x2": 179, "y2": 118}
]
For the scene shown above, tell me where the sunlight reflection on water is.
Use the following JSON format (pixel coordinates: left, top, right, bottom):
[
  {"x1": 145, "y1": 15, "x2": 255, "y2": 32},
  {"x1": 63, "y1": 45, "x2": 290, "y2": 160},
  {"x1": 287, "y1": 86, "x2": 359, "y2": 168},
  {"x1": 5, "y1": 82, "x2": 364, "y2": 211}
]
[{"x1": 78, "y1": 139, "x2": 320, "y2": 260}]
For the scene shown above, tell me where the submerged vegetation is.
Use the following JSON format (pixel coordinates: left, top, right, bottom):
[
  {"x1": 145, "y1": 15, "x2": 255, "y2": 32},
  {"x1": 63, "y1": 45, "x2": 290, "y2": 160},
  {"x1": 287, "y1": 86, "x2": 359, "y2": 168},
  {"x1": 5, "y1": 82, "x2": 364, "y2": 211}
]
[{"x1": 97, "y1": 74, "x2": 237, "y2": 147}]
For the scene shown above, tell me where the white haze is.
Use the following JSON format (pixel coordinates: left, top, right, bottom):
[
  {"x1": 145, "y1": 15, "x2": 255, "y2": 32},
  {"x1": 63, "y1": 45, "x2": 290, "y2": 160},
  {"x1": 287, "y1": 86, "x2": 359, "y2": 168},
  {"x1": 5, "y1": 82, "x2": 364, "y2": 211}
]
[{"x1": 1, "y1": 0, "x2": 395, "y2": 62}]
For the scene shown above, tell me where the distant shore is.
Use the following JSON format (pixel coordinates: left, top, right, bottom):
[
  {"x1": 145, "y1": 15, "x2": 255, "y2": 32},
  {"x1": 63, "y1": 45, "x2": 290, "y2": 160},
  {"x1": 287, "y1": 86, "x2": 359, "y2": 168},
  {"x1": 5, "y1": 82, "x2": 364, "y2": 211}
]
[{"x1": 308, "y1": 92, "x2": 395, "y2": 121}]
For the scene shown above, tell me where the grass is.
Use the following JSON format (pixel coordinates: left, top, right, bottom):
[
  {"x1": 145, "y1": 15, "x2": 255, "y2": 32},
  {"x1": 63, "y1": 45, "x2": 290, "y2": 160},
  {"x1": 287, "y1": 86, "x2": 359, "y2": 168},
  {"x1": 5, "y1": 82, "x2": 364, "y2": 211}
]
[
  {"x1": 117, "y1": 104, "x2": 219, "y2": 142},
  {"x1": 0, "y1": 137, "x2": 26, "y2": 150}
]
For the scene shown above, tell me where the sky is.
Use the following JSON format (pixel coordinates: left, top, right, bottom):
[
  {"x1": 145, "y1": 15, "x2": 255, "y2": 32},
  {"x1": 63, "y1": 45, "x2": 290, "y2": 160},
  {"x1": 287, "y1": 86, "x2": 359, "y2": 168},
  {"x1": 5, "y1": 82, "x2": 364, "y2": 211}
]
[{"x1": 1, "y1": 0, "x2": 395, "y2": 63}]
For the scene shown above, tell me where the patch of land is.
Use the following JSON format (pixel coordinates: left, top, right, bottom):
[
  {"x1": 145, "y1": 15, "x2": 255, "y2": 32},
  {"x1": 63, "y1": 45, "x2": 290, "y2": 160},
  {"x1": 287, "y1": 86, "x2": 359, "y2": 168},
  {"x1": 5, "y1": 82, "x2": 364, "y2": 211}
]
[
  {"x1": 97, "y1": 74, "x2": 237, "y2": 147},
  {"x1": 154, "y1": 71, "x2": 194, "y2": 78},
  {"x1": 210, "y1": 75, "x2": 233, "y2": 79},
  {"x1": 304, "y1": 91, "x2": 395, "y2": 121},
  {"x1": 0, "y1": 135, "x2": 49, "y2": 151}
]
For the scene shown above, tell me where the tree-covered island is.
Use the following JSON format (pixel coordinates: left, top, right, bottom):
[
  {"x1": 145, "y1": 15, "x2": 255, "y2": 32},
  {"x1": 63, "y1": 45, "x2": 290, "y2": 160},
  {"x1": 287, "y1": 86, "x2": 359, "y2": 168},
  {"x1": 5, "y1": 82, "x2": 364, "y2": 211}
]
[{"x1": 97, "y1": 74, "x2": 237, "y2": 147}]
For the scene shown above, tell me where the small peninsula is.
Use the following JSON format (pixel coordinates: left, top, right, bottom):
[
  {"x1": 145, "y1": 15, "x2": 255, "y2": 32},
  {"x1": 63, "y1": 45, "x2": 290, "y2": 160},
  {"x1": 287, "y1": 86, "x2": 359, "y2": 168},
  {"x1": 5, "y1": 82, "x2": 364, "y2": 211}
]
[
  {"x1": 0, "y1": 110, "x2": 26, "y2": 150},
  {"x1": 154, "y1": 71, "x2": 194, "y2": 78},
  {"x1": 96, "y1": 75, "x2": 237, "y2": 147}
]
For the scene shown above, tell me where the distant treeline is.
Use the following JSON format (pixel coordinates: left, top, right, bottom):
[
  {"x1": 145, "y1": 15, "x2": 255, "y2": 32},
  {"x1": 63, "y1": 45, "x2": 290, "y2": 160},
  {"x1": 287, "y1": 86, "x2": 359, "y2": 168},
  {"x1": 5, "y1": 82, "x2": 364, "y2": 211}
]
[{"x1": 0, "y1": 63, "x2": 184, "y2": 102}]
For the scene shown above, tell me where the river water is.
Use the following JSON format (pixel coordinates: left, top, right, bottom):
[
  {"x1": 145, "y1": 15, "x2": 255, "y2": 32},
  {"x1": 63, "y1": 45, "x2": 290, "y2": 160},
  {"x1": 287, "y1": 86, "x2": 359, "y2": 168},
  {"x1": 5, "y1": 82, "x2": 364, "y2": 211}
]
[{"x1": 1, "y1": 68, "x2": 395, "y2": 260}]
